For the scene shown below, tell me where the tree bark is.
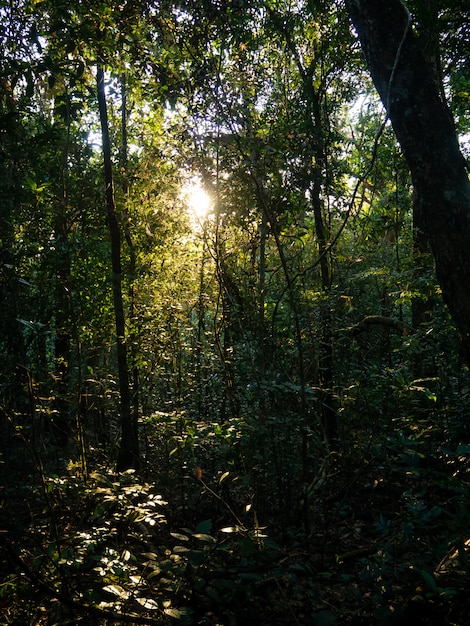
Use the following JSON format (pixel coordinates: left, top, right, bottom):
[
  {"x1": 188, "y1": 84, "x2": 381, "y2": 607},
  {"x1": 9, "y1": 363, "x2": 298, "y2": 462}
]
[
  {"x1": 96, "y1": 64, "x2": 140, "y2": 471},
  {"x1": 345, "y1": 0, "x2": 470, "y2": 360}
]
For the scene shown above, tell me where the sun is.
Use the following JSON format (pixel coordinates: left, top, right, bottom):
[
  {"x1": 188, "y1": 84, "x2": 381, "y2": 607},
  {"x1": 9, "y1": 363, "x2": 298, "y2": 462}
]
[{"x1": 183, "y1": 178, "x2": 213, "y2": 221}]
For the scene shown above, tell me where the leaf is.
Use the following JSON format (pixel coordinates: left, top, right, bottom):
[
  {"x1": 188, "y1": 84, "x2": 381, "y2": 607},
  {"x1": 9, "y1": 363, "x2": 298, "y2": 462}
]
[
  {"x1": 187, "y1": 550, "x2": 206, "y2": 566},
  {"x1": 239, "y1": 572, "x2": 262, "y2": 581},
  {"x1": 16, "y1": 318, "x2": 47, "y2": 332},
  {"x1": 90, "y1": 471, "x2": 113, "y2": 486},
  {"x1": 312, "y1": 610, "x2": 336, "y2": 626},
  {"x1": 170, "y1": 532, "x2": 189, "y2": 541},
  {"x1": 103, "y1": 584, "x2": 130, "y2": 600},
  {"x1": 16, "y1": 318, "x2": 36, "y2": 331},
  {"x1": 192, "y1": 533, "x2": 216, "y2": 544},
  {"x1": 205, "y1": 586, "x2": 222, "y2": 602},
  {"x1": 220, "y1": 526, "x2": 240, "y2": 533},
  {"x1": 414, "y1": 567, "x2": 438, "y2": 594},
  {"x1": 219, "y1": 471, "x2": 229, "y2": 484},
  {"x1": 135, "y1": 597, "x2": 159, "y2": 610},
  {"x1": 195, "y1": 519, "x2": 212, "y2": 534},
  {"x1": 164, "y1": 607, "x2": 191, "y2": 619}
]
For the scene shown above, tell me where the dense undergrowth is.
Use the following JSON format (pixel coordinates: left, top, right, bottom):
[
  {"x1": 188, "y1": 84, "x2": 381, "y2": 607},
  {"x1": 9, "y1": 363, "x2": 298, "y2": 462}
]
[{"x1": 1, "y1": 368, "x2": 470, "y2": 625}]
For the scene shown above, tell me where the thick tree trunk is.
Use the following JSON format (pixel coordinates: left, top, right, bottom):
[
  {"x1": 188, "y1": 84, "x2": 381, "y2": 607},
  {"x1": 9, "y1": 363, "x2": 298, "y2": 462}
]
[
  {"x1": 345, "y1": 0, "x2": 470, "y2": 360},
  {"x1": 96, "y1": 65, "x2": 140, "y2": 471}
]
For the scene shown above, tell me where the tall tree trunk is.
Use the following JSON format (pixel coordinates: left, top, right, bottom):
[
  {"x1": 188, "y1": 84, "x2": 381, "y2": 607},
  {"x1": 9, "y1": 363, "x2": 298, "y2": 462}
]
[
  {"x1": 96, "y1": 65, "x2": 140, "y2": 471},
  {"x1": 269, "y1": 6, "x2": 337, "y2": 442},
  {"x1": 0, "y1": 114, "x2": 27, "y2": 426},
  {"x1": 215, "y1": 248, "x2": 241, "y2": 422},
  {"x1": 409, "y1": 1, "x2": 439, "y2": 357},
  {"x1": 195, "y1": 234, "x2": 207, "y2": 416},
  {"x1": 307, "y1": 75, "x2": 336, "y2": 445},
  {"x1": 120, "y1": 75, "x2": 140, "y2": 431},
  {"x1": 256, "y1": 209, "x2": 268, "y2": 424},
  {"x1": 52, "y1": 91, "x2": 73, "y2": 447},
  {"x1": 345, "y1": 0, "x2": 470, "y2": 361}
]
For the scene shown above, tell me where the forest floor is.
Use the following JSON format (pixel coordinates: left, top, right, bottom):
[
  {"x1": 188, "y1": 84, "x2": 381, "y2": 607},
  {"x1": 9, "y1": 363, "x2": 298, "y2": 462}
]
[{"x1": 1, "y1": 410, "x2": 470, "y2": 625}]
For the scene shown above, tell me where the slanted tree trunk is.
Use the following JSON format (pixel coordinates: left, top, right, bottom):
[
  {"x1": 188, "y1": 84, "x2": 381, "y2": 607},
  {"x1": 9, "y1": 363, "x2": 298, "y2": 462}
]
[
  {"x1": 96, "y1": 64, "x2": 140, "y2": 471},
  {"x1": 345, "y1": 0, "x2": 470, "y2": 361}
]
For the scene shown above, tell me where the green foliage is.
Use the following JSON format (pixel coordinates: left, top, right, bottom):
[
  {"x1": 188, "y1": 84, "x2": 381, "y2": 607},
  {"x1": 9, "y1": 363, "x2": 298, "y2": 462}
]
[{"x1": 1, "y1": 0, "x2": 470, "y2": 623}]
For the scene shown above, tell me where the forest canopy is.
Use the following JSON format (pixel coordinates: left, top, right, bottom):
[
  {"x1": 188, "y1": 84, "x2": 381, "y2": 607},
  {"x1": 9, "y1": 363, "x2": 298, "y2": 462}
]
[{"x1": 1, "y1": 1, "x2": 470, "y2": 624}]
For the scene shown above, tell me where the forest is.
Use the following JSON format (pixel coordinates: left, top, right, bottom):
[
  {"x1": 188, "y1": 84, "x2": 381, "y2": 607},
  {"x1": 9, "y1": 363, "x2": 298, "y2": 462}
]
[{"x1": 1, "y1": 0, "x2": 470, "y2": 624}]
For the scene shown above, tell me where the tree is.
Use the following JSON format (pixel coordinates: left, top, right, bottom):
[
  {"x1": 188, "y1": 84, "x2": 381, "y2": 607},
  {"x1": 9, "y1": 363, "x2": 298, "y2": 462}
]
[
  {"x1": 344, "y1": 0, "x2": 470, "y2": 361},
  {"x1": 97, "y1": 64, "x2": 140, "y2": 471}
]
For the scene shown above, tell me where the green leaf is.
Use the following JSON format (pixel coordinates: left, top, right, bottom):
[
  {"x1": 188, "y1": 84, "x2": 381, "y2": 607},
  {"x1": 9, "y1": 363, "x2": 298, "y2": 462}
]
[
  {"x1": 312, "y1": 610, "x2": 337, "y2": 625},
  {"x1": 195, "y1": 519, "x2": 212, "y2": 534},
  {"x1": 187, "y1": 550, "x2": 206, "y2": 566},
  {"x1": 414, "y1": 567, "x2": 438, "y2": 594},
  {"x1": 239, "y1": 572, "x2": 262, "y2": 581}
]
